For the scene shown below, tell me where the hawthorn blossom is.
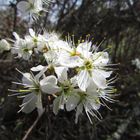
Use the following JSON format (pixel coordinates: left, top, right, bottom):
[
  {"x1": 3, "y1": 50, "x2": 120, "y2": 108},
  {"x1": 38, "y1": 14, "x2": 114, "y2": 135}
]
[
  {"x1": 30, "y1": 50, "x2": 60, "y2": 79},
  {"x1": 58, "y1": 41, "x2": 85, "y2": 68},
  {"x1": 37, "y1": 32, "x2": 67, "y2": 53},
  {"x1": 17, "y1": 0, "x2": 50, "y2": 19},
  {"x1": 11, "y1": 32, "x2": 34, "y2": 60},
  {"x1": 132, "y1": 58, "x2": 140, "y2": 70},
  {"x1": 75, "y1": 81, "x2": 102, "y2": 124},
  {"x1": 10, "y1": 71, "x2": 59, "y2": 115},
  {"x1": 44, "y1": 32, "x2": 60, "y2": 49},
  {"x1": 53, "y1": 67, "x2": 80, "y2": 114},
  {"x1": 76, "y1": 42, "x2": 112, "y2": 91},
  {"x1": 31, "y1": 39, "x2": 66, "y2": 78}
]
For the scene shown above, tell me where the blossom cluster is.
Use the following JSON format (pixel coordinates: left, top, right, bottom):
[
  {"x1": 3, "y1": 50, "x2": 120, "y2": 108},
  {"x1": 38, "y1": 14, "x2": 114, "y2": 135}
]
[{"x1": 4, "y1": 28, "x2": 116, "y2": 123}]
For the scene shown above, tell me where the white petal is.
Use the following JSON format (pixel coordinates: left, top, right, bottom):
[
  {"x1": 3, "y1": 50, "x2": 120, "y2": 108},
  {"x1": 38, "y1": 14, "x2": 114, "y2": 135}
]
[
  {"x1": 41, "y1": 83, "x2": 60, "y2": 94},
  {"x1": 66, "y1": 95, "x2": 80, "y2": 111},
  {"x1": 77, "y1": 42, "x2": 92, "y2": 58},
  {"x1": 46, "y1": 75, "x2": 58, "y2": 85},
  {"x1": 13, "y1": 32, "x2": 20, "y2": 40},
  {"x1": 44, "y1": 50, "x2": 58, "y2": 64},
  {"x1": 0, "y1": 39, "x2": 10, "y2": 52},
  {"x1": 70, "y1": 76, "x2": 77, "y2": 87},
  {"x1": 86, "y1": 80, "x2": 98, "y2": 95},
  {"x1": 22, "y1": 93, "x2": 37, "y2": 113},
  {"x1": 59, "y1": 52, "x2": 82, "y2": 68},
  {"x1": 93, "y1": 52, "x2": 109, "y2": 66},
  {"x1": 36, "y1": 94, "x2": 44, "y2": 116},
  {"x1": 22, "y1": 73, "x2": 32, "y2": 86},
  {"x1": 98, "y1": 70, "x2": 112, "y2": 78},
  {"x1": 75, "y1": 103, "x2": 83, "y2": 123},
  {"x1": 57, "y1": 40, "x2": 70, "y2": 50},
  {"x1": 40, "y1": 75, "x2": 57, "y2": 86},
  {"x1": 78, "y1": 41, "x2": 91, "y2": 50},
  {"x1": 92, "y1": 70, "x2": 107, "y2": 89},
  {"x1": 54, "y1": 67, "x2": 68, "y2": 83},
  {"x1": 77, "y1": 70, "x2": 91, "y2": 91},
  {"x1": 17, "y1": 1, "x2": 30, "y2": 15},
  {"x1": 90, "y1": 102, "x2": 101, "y2": 110},
  {"x1": 29, "y1": 28, "x2": 35, "y2": 37},
  {"x1": 34, "y1": 0, "x2": 43, "y2": 10},
  {"x1": 31, "y1": 65, "x2": 45, "y2": 72},
  {"x1": 35, "y1": 66, "x2": 48, "y2": 80},
  {"x1": 53, "y1": 96, "x2": 61, "y2": 115}
]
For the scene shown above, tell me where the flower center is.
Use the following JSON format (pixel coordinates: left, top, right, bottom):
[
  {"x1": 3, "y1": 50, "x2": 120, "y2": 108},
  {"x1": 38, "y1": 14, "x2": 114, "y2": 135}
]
[
  {"x1": 29, "y1": 3, "x2": 35, "y2": 10},
  {"x1": 42, "y1": 46, "x2": 49, "y2": 53},
  {"x1": 60, "y1": 81, "x2": 72, "y2": 94},
  {"x1": 23, "y1": 47, "x2": 29, "y2": 52},
  {"x1": 33, "y1": 37, "x2": 38, "y2": 43},
  {"x1": 70, "y1": 49, "x2": 81, "y2": 56},
  {"x1": 84, "y1": 60, "x2": 93, "y2": 70}
]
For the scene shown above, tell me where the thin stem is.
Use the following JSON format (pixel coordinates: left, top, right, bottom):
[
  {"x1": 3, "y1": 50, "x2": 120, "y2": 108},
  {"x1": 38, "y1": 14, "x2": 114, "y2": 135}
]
[{"x1": 22, "y1": 110, "x2": 45, "y2": 140}]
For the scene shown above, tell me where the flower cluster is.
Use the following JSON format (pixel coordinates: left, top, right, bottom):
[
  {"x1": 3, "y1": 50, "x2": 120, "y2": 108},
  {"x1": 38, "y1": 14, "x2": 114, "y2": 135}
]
[{"x1": 9, "y1": 28, "x2": 116, "y2": 123}]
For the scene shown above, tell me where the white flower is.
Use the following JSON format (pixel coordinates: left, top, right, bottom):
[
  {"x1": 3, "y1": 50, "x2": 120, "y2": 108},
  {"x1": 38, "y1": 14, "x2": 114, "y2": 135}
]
[
  {"x1": 39, "y1": 32, "x2": 66, "y2": 52},
  {"x1": 0, "y1": 39, "x2": 11, "y2": 53},
  {"x1": 25, "y1": 28, "x2": 38, "y2": 43},
  {"x1": 30, "y1": 48, "x2": 62, "y2": 79},
  {"x1": 17, "y1": 72, "x2": 44, "y2": 115},
  {"x1": 30, "y1": 50, "x2": 61, "y2": 80},
  {"x1": 25, "y1": 28, "x2": 48, "y2": 53},
  {"x1": 22, "y1": 72, "x2": 59, "y2": 95},
  {"x1": 34, "y1": 31, "x2": 65, "y2": 54},
  {"x1": 75, "y1": 81, "x2": 101, "y2": 124},
  {"x1": 12, "y1": 71, "x2": 59, "y2": 115},
  {"x1": 17, "y1": 0, "x2": 50, "y2": 19},
  {"x1": 40, "y1": 75, "x2": 60, "y2": 94},
  {"x1": 75, "y1": 77, "x2": 116, "y2": 124},
  {"x1": 45, "y1": 32, "x2": 60, "y2": 50},
  {"x1": 132, "y1": 58, "x2": 140, "y2": 70},
  {"x1": 77, "y1": 49, "x2": 112, "y2": 91},
  {"x1": 58, "y1": 41, "x2": 95, "y2": 68},
  {"x1": 35, "y1": 35, "x2": 48, "y2": 53},
  {"x1": 53, "y1": 67, "x2": 80, "y2": 114},
  {"x1": 30, "y1": 66, "x2": 73, "y2": 115},
  {"x1": 44, "y1": 50, "x2": 60, "y2": 66},
  {"x1": 58, "y1": 42, "x2": 87, "y2": 68},
  {"x1": 11, "y1": 32, "x2": 33, "y2": 60}
]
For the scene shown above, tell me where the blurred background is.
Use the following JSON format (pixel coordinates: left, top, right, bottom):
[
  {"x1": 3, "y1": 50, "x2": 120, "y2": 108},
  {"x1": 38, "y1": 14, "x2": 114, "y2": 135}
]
[{"x1": 0, "y1": 0, "x2": 140, "y2": 140}]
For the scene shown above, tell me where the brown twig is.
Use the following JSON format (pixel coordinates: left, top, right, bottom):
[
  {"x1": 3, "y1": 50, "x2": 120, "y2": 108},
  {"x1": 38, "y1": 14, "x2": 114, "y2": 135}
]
[{"x1": 22, "y1": 110, "x2": 45, "y2": 140}]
